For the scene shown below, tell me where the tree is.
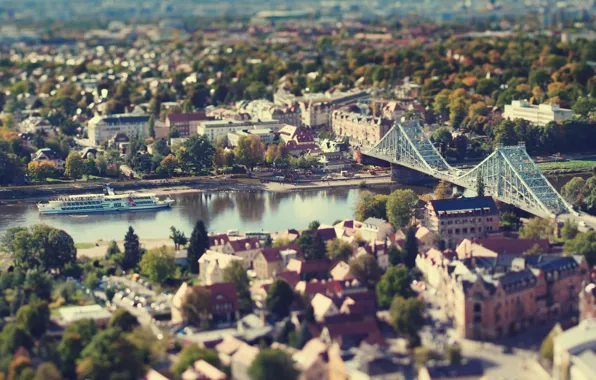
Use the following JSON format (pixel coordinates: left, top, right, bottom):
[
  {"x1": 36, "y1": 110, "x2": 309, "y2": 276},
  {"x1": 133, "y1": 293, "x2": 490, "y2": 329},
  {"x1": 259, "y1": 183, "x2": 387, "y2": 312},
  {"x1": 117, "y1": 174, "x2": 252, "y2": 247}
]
[
  {"x1": 169, "y1": 226, "x2": 188, "y2": 250},
  {"x1": 95, "y1": 156, "x2": 108, "y2": 176},
  {"x1": 376, "y1": 267, "x2": 413, "y2": 308},
  {"x1": 64, "y1": 151, "x2": 85, "y2": 179},
  {"x1": 176, "y1": 135, "x2": 215, "y2": 174},
  {"x1": 432, "y1": 128, "x2": 452, "y2": 147},
  {"x1": 27, "y1": 161, "x2": 56, "y2": 182},
  {"x1": 109, "y1": 309, "x2": 139, "y2": 332},
  {"x1": 16, "y1": 299, "x2": 50, "y2": 338},
  {"x1": 33, "y1": 362, "x2": 62, "y2": 380},
  {"x1": 139, "y1": 246, "x2": 176, "y2": 283},
  {"x1": 105, "y1": 240, "x2": 122, "y2": 262},
  {"x1": 122, "y1": 226, "x2": 142, "y2": 271},
  {"x1": 160, "y1": 154, "x2": 178, "y2": 177},
  {"x1": 172, "y1": 344, "x2": 220, "y2": 377},
  {"x1": 76, "y1": 328, "x2": 144, "y2": 380},
  {"x1": 148, "y1": 115, "x2": 155, "y2": 138},
  {"x1": 188, "y1": 220, "x2": 209, "y2": 274},
  {"x1": 235, "y1": 135, "x2": 265, "y2": 170},
  {"x1": 562, "y1": 177, "x2": 586, "y2": 205},
  {"x1": 434, "y1": 180, "x2": 452, "y2": 200},
  {"x1": 182, "y1": 287, "x2": 211, "y2": 326},
  {"x1": 572, "y1": 97, "x2": 596, "y2": 119},
  {"x1": 355, "y1": 192, "x2": 389, "y2": 222},
  {"x1": 561, "y1": 220, "x2": 579, "y2": 241},
  {"x1": 388, "y1": 245, "x2": 402, "y2": 266},
  {"x1": 0, "y1": 151, "x2": 24, "y2": 186},
  {"x1": 266, "y1": 279, "x2": 295, "y2": 320},
  {"x1": 389, "y1": 296, "x2": 425, "y2": 342},
  {"x1": 519, "y1": 218, "x2": 555, "y2": 240},
  {"x1": 349, "y1": 254, "x2": 381, "y2": 289},
  {"x1": 326, "y1": 239, "x2": 353, "y2": 261},
  {"x1": 248, "y1": 349, "x2": 299, "y2": 380},
  {"x1": 386, "y1": 189, "x2": 418, "y2": 228},
  {"x1": 540, "y1": 325, "x2": 561, "y2": 362},
  {"x1": 403, "y1": 227, "x2": 419, "y2": 269},
  {"x1": 476, "y1": 173, "x2": 485, "y2": 197},
  {"x1": 564, "y1": 230, "x2": 596, "y2": 266},
  {"x1": 0, "y1": 323, "x2": 33, "y2": 355},
  {"x1": 308, "y1": 220, "x2": 321, "y2": 231},
  {"x1": 223, "y1": 260, "x2": 252, "y2": 314},
  {"x1": 446, "y1": 344, "x2": 462, "y2": 365}
]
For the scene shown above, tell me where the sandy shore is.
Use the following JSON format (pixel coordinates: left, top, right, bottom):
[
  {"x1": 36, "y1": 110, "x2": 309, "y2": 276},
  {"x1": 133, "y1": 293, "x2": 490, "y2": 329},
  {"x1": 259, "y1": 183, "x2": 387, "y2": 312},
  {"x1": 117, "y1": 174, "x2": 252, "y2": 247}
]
[{"x1": 77, "y1": 237, "x2": 175, "y2": 259}]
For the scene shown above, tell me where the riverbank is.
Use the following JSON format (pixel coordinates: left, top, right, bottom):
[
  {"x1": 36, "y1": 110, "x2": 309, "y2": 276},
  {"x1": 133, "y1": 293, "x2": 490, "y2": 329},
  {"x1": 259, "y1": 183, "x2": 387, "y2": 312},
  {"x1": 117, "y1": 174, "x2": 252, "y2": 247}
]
[
  {"x1": 0, "y1": 175, "x2": 394, "y2": 203},
  {"x1": 77, "y1": 238, "x2": 174, "y2": 259}
]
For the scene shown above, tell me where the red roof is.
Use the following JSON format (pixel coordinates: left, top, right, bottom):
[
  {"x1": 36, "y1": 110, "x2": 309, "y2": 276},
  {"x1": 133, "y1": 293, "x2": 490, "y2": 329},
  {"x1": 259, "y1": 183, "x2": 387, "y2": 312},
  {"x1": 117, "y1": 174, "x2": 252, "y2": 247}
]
[
  {"x1": 259, "y1": 248, "x2": 283, "y2": 263},
  {"x1": 209, "y1": 234, "x2": 230, "y2": 247},
  {"x1": 300, "y1": 280, "x2": 343, "y2": 297},
  {"x1": 204, "y1": 282, "x2": 238, "y2": 313},
  {"x1": 316, "y1": 228, "x2": 337, "y2": 242},
  {"x1": 472, "y1": 237, "x2": 550, "y2": 255},
  {"x1": 324, "y1": 319, "x2": 382, "y2": 342},
  {"x1": 277, "y1": 271, "x2": 300, "y2": 289},
  {"x1": 228, "y1": 237, "x2": 260, "y2": 252},
  {"x1": 299, "y1": 260, "x2": 332, "y2": 275},
  {"x1": 166, "y1": 112, "x2": 207, "y2": 123}
]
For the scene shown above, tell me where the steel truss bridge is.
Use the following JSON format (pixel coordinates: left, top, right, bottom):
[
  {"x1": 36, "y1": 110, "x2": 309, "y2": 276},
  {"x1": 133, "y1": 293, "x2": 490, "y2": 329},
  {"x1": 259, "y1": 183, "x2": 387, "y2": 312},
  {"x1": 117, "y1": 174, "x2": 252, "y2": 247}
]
[{"x1": 363, "y1": 120, "x2": 575, "y2": 219}]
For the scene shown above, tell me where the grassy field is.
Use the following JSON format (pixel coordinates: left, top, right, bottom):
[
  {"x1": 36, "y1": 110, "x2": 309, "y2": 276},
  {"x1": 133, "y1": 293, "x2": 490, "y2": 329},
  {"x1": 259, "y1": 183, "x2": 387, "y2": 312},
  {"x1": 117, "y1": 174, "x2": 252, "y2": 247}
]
[
  {"x1": 75, "y1": 242, "x2": 96, "y2": 249},
  {"x1": 537, "y1": 160, "x2": 596, "y2": 171}
]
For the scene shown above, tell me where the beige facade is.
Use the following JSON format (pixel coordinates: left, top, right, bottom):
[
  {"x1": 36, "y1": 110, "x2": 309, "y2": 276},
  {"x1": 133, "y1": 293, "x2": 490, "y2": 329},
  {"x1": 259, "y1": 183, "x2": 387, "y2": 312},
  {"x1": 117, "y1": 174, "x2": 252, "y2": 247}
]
[
  {"x1": 88, "y1": 114, "x2": 149, "y2": 145},
  {"x1": 503, "y1": 100, "x2": 574, "y2": 126},
  {"x1": 253, "y1": 251, "x2": 284, "y2": 279},
  {"x1": 331, "y1": 110, "x2": 392, "y2": 147}
]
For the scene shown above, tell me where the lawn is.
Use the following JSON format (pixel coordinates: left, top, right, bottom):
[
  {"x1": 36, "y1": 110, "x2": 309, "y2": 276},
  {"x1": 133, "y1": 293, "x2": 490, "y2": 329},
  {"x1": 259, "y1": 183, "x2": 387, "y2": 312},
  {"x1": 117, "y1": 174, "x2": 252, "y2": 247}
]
[
  {"x1": 537, "y1": 159, "x2": 596, "y2": 171},
  {"x1": 75, "y1": 242, "x2": 96, "y2": 249}
]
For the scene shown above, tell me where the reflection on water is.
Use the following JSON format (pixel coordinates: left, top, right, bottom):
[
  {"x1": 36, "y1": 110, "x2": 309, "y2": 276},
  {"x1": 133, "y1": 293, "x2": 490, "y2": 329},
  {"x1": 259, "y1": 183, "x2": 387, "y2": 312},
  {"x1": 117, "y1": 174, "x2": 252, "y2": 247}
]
[{"x1": 0, "y1": 185, "x2": 421, "y2": 242}]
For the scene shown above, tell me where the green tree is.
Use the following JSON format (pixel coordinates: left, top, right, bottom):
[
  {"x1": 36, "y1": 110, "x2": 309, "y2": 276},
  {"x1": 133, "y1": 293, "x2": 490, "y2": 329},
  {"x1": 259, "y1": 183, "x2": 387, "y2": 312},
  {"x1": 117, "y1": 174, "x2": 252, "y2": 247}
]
[
  {"x1": 403, "y1": 227, "x2": 419, "y2": 269},
  {"x1": 76, "y1": 328, "x2": 145, "y2": 380},
  {"x1": 386, "y1": 189, "x2": 418, "y2": 228},
  {"x1": 561, "y1": 177, "x2": 586, "y2": 205},
  {"x1": 248, "y1": 349, "x2": 299, "y2": 380},
  {"x1": 0, "y1": 323, "x2": 34, "y2": 355},
  {"x1": 139, "y1": 246, "x2": 176, "y2": 283},
  {"x1": 95, "y1": 156, "x2": 108, "y2": 176},
  {"x1": 266, "y1": 279, "x2": 295, "y2": 320},
  {"x1": 109, "y1": 309, "x2": 139, "y2": 332},
  {"x1": 223, "y1": 260, "x2": 252, "y2": 314},
  {"x1": 388, "y1": 245, "x2": 402, "y2": 266},
  {"x1": 188, "y1": 220, "x2": 209, "y2": 274},
  {"x1": 432, "y1": 128, "x2": 452, "y2": 147},
  {"x1": 234, "y1": 135, "x2": 265, "y2": 170},
  {"x1": 176, "y1": 135, "x2": 215, "y2": 174},
  {"x1": 182, "y1": 286, "x2": 211, "y2": 326},
  {"x1": 308, "y1": 220, "x2": 321, "y2": 231},
  {"x1": 16, "y1": 299, "x2": 50, "y2": 338},
  {"x1": 389, "y1": 296, "x2": 425, "y2": 342},
  {"x1": 376, "y1": 266, "x2": 413, "y2": 309},
  {"x1": 446, "y1": 344, "x2": 462, "y2": 365},
  {"x1": 0, "y1": 151, "x2": 24, "y2": 186},
  {"x1": 122, "y1": 226, "x2": 142, "y2": 271},
  {"x1": 476, "y1": 173, "x2": 485, "y2": 197},
  {"x1": 169, "y1": 226, "x2": 188, "y2": 250},
  {"x1": 148, "y1": 115, "x2": 155, "y2": 138},
  {"x1": 105, "y1": 240, "x2": 122, "y2": 262},
  {"x1": 349, "y1": 254, "x2": 381, "y2": 289},
  {"x1": 64, "y1": 151, "x2": 85, "y2": 179},
  {"x1": 33, "y1": 362, "x2": 62, "y2": 380},
  {"x1": 519, "y1": 218, "x2": 555, "y2": 240},
  {"x1": 561, "y1": 220, "x2": 579, "y2": 241},
  {"x1": 540, "y1": 325, "x2": 561, "y2": 362},
  {"x1": 58, "y1": 332, "x2": 86, "y2": 379},
  {"x1": 572, "y1": 97, "x2": 596, "y2": 119},
  {"x1": 564, "y1": 230, "x2": 596, "y2": 266},
  {"x1": 171, "y1": 344, "x2": 220, "y2": 377},
  {"x1": 326, "y1": 239, "x2": 353, "y2": 261}
]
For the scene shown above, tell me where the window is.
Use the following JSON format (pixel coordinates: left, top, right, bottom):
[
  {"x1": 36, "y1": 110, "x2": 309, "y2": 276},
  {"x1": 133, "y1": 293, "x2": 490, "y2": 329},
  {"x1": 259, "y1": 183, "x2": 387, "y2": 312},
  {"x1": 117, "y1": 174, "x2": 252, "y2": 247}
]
[
  {"x1": 463, "y1": 228, "x2": 468, "y2": 234},
  {"x1": 455, "y1": 229, "x2": 460, "y2": 234},
  {"x1": 473, "y1": 303, "x2": 482, "y2": 313},
  {"x1": 470, "y1": 227, "x2": 475, "y2": 233},
  {"x1": 447, "y1": 229, "x2": 453, "y2": 234}
]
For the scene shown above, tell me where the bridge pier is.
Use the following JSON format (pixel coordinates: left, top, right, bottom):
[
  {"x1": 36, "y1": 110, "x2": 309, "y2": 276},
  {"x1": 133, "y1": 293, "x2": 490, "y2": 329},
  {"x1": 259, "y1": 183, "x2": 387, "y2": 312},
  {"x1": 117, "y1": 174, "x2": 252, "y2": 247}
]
[{"x1": 391, "y1": 164, "x2": 437, "y2": 186}]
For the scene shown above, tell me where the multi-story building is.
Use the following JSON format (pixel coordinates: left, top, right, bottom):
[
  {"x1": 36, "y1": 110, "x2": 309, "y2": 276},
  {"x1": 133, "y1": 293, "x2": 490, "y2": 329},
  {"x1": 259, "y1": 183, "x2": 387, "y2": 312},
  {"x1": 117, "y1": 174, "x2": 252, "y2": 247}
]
[
  {"x1": 331, "y1": 110, "x2": 393, "y2": 147},
  {"x1": 240, "y1": 99, "x2": 302, "y2": 127},
  {"x1": 197, "y1": 120, "x2": 285, "y2": 142},
  {"x1": 165, "y1": 112, "x2": 208, "y2": 137},
  {"x1": 227, "y1": 128, "x2": 275, "y2": 147},
  {"x1": 503, "y1": 100, "x2": 574, "y2": 126},
  {"x1": 88, "y1": 114, "x2": 149, "y2": 145},
  {"x1": 553, "y1": 319, "x2": 596, "y2": 380},
  {"x1": 424, "y1": 197, "x2": 500, "y2": 249},
  {"x1": 436, "y1": 254, "x2": 590, "y2": 340}
]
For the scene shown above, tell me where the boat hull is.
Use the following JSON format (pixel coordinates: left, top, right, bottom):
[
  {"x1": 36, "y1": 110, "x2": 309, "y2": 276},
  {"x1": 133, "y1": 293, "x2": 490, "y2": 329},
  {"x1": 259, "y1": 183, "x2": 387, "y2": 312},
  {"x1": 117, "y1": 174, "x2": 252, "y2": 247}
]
[{"x1": 39, "y1": 203, "x2": 172, "y2": 215}]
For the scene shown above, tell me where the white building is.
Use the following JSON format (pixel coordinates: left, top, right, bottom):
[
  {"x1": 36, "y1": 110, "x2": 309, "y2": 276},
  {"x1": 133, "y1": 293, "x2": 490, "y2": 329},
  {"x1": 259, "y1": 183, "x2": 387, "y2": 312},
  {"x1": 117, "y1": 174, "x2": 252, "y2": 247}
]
[
  {"x1": 88, "y1": 114, "x2": 150, "y2": 145},
  {"x1": 198, "y1": 250, "x2": 244, "y2": 285},
  {"x1": 197, "y1": 120, "x2": 285, "y2": 142},
  {"x1": 503, "y1": 100, "x2": 574, "y2": 126},
  {"x1": 227, "y1": 128, "x2": 275, "y2": 147},
  {"x1": 57, "y1": 305, "x2": 112, "y2": 326},
  {"x1": 553, "y1": 319, "x2": 596, "y2": 380}
]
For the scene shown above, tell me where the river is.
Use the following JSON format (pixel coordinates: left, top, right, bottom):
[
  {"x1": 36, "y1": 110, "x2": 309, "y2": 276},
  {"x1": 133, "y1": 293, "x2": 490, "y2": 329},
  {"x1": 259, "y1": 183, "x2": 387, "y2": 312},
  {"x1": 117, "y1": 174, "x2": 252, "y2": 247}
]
[{"x1": 0, "y1": 186, "x2": 416, "y2": 242}]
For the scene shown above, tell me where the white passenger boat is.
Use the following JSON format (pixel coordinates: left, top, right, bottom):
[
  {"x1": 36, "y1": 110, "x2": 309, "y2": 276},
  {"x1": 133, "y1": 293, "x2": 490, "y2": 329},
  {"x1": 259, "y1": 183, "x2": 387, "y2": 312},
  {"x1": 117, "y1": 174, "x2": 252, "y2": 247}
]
[{"x1": 37, "y1": 185, "x2": 174, "y2": 215}]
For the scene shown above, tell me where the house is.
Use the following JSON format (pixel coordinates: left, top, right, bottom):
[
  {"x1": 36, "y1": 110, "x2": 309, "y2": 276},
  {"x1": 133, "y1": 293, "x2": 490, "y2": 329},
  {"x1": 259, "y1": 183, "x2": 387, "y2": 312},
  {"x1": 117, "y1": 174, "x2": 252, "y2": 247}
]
[
  {"x1": 553, "y1": 319, "x2": 596, "y2": 380},
  {"x1": 330, "y1": 262, "x2": 354, "y2": 281},
  {"x1": 198, "y1": 251, "x2": 244, "y2": 285},
  {"x1": 226, "y1": 238, "x2": 262, "y2": 268},
  {"x1": 20, "y1": 116, "x2": 54, "y2": 134},
  {"x1": 334, "y1": 220, "x2": 363, "y2": 239},
  {"x1": 287, "y1": 259, "x2": 332, "y2": 281},
  {"x1": 456, "y1": 237, "x2": 551, "y2": 259},
  {"x1": 215, "y1": 336, "x2": 245, "y2": 367},
  {"x1": 292, "y1": 338, "x2": 329, "y2": 380},
  {"x1": 253, "y1": 248, "x2": 284, "y2": 279},
  {"x1": 88, "y1": 113, "x2": 149, "y2": 145},
  {"x1": 317, "y1": 225, "x2": 339, "y2": 244},
  {"x1": 311, "y1": 293, "x2": 340, "y2": 322},
  {"x1": 80, "y1": 147, "x2": 101, "y2": 159},
  {"x1": 181, "y1": 360, "x2": 227, "y2": 380},
  {"x1": 361, "y1": 218, "x2": 394, "y2": 243},
  {"x1": 170, "y1": 282, "x2": 239, "y2": 326},
  {"x1": 231, "y1": 343, "x2": 260, "y2": 380},
  {"x1": 30, "y1": 148, "x2": 65, "y2": 171},
  {"x1": 424, "y1": 197, "x2": 500, "y2": 249},
  {"x1": 278, "y1": 125, "x2": 315, "y2": 145},
  {"x1": 319, "y1": 318, "x2": 385, "y2": 350},
  {"x1": 208, "y1": 234, "x2": 231, "y2": 253}
]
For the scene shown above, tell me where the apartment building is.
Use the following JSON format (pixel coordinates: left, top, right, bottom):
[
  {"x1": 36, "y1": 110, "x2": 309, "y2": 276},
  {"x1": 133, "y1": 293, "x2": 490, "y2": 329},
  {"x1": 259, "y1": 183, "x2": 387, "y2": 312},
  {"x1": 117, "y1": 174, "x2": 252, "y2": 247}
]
[
  {"x1": 503, "y1": 100, "x2": 574, "y2": 126},
  {"x1": 240, "y1": 99, "x2": 302, "y2": 127},
  {"x1": 88, "y1": 114, "x2": 149, "y2": 145},
  {"x1": 197, "y1": 120, "x2": 285, "y2": 142},
  {"x1": 165, "y1": 111, "x2": 208, "y2": 137},
  {"x1": 424, "y1": 197, "x2": 500, "y2": 249},
  {"x1": 331, "y1": 110, "x2": 393, "y2": 146}
]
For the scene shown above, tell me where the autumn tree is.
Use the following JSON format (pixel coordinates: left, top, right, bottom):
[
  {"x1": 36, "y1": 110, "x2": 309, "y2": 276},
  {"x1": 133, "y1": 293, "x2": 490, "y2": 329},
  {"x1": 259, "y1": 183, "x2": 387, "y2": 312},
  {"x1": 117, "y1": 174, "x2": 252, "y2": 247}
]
[
  {"x1": 64, "y1": 151, "x2": 85, "y2": 179},
  {"x1": 355, "y1": 191, "x2": 389, "y2": 221},
  {"x1": 235, "y1": 134, "x2": 265, "y2": 170},
  {"x1": 182, "y1": 287, "x2": 211, "y2": 327},
  {"x1": 160, "y1": 154, "x2": 178, "y2": 177},
  {"x1": 349, "y1": 254, "x2": 381, "y2": 289},
  {"x1": 434, "y1": 180, "x2": 452, "y2": 200},
  {"x1": 27, "y1": 161, "x2": 56, "y2": 181}
]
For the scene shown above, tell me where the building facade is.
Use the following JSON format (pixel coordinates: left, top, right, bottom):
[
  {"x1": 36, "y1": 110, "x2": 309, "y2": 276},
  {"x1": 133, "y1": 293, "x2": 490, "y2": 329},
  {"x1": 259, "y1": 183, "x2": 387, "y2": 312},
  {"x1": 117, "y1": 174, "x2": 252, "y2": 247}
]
[
  {"x1": 88, "y1": 114, "x2": 149, "y2": 145},
  {"x1": 503, "y1": 100, "x2": 574, "y2": 126},
  {"x1": 165, "y1": 112, "x2": 208, "y2": 137},
  {"x1": 424, "y1": 197, "x2": 500, "y2": 249},
  {"x1": 241, "y1": 99, "x2": 302, "y2": 127},
  {"x1": 331, "y1": 110, "x2": 392, "y2": 147},
  {"x1": 197, "y1": 120, "x2": 285, "y2": 142}
]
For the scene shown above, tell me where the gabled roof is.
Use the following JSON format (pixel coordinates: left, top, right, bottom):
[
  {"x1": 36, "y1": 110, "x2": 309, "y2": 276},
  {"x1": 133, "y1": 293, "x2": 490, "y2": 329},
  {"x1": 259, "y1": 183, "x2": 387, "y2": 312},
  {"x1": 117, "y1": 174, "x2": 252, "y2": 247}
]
[
  {"x1": 209, "y1": 234, "x2": 230, "y2": 247},
  {"x1": 203, "y1": 282, "x2": 238, "y2": 312},
  {"x1": 258, "y1": 248, "x2": 283, "y2": 263},
  {"x1": 228, "y1": 237, "x2": 260, "y2": 252}
]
